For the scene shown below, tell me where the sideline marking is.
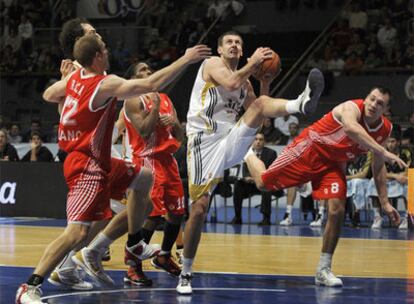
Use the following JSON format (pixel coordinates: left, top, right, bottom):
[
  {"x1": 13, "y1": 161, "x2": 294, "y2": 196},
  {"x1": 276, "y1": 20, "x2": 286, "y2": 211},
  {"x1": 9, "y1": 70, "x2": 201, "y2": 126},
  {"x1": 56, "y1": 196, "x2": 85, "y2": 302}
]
[{"x1": 41, "y1": 287, "x2": 286, "y2": 300}]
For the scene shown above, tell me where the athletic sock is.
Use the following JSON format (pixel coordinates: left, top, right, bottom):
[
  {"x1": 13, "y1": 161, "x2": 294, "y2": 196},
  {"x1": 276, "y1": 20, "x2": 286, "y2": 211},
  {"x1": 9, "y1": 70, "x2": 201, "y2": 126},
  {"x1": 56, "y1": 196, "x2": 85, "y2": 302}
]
[
  {"x1": 286, "y1": 205, "x2": 293, "y2": 216},
  {"x1": 127, "y1": 230, "x2": 143, "y2": 248},
  {"x1": 286, "y1": 98, "x2": 301, "y2": 114},
  {"x1": 182, "y1": 257, "x2": 194, "y2": 275},
  {"x1": 319, "y1": 206, "x2": 325, "y2": 218},
  {"x1": 89, "y1": 232, "x2": 114, "y2": 253},
  {"x1": 317, "y1": 252, "x2": 332, "y2": 270},
  {"x1": 56, "y1": 250, "x2": 77, "y2": 269},
  {"x1": 161, "y1": 221, "x2": 181, "y2": 253},
  {"x1": 373, "y1": 207, "x2": 381, "y2": 218},
  {"x1": 27, "y1": 274, "x2": 44, "y2": 286},
  {"x1": 141, "y1": 227, "x2": 155, "y2": 244}
]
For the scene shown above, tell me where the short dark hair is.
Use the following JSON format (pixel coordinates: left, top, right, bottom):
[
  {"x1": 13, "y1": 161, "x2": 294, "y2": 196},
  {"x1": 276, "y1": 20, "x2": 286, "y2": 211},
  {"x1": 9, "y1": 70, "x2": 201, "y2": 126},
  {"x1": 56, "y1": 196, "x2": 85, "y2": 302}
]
[
  {"x1": 389, "y1": 128, "x2": 401, "y2": 141},
  {"x1": 124, "y1": 61, "x2": 152, "y2": 79},
  {"x1": 30, "y1": 131, "x2": 42, "y2": 140},
  {"x1": 217, "y1": 31, "x2": 242, "y2": 46},
  {"x1": 73, "y1": 35, "x2": 103, "y2": 68},
  {"x1": 59, "y1": 18, "x2": 90, "y2": 58},
  {"x1": 369, "y1": 86, "x2": 392, "y2": 98}
]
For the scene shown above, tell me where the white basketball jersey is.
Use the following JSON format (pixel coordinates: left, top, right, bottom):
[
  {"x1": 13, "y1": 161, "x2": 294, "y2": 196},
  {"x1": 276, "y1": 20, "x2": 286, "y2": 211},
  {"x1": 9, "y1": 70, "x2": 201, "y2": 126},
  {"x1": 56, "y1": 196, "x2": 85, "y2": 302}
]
[{"x1": 186, "y1": 60, "x2": 248, "y2": 136}]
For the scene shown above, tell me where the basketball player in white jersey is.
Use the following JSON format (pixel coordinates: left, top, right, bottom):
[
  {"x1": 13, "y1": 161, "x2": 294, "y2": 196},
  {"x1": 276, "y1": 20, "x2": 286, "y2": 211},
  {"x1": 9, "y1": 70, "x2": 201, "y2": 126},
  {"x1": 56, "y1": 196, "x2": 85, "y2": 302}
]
[{"x1": 177, "y1": 31, "x2": 324, "y2": 294}]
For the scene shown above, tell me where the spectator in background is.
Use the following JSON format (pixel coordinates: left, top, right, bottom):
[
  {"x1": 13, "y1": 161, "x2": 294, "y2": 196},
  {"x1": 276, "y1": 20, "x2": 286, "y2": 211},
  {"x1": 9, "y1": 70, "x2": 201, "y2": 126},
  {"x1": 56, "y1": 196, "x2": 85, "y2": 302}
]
[
  {"x1": 7, "y1": 124, "x2": 22, "y2": 144},
  {"x1": 112, "y1": 40, "x2": 131, "y2": 71},
  {"x1": 377, "y1": 18, "x2": 398, "y2": 61},
  {"x1": 307, "y1": 52, "x2": 327, "y2": 71},
  {"x1": 23, "y1": 119, "x2": 42, "y2": 142},
  {"x1": 0, "y1": 44, "x2": 18, "y2": 72},
  {"x1": 47, "y1": 123, "x2": 59, "y2": 143},
  {"x1": 207, "y1": 0, "x2": 229, "y2": 20},
  {"x1": 21, "y1": 131, "x2": 54, "y2": 162},
  {"x1": 363, "y1": 51, "x2": 383, "y2": 69},
  {"x1": 8, "y1": 0, "x2": 24, "y2": 25},
  {"x1": 345, "y1": 33, "x2": 366, "y2": 57},
  {"x1": 231, "y1": 132, "x2": 278, "y2": 225},
  {"x1": 278, "y1": 122, "x2": 300, "y2": 145},
  {"x1": 274, "y1": 114, "x2": 299, "y2": 138},
  {"x1": 403, "y1": 111, "x2": 414, "y2": 145},
  {"x1": 330, "y1": 19, "x2": 352, "y2": 49},
  {"x1": 348, "y1": 3, "x2": 368, "y2": 35},
  {"x1": 343, "y1": 51, "x2": 364, "y2": 75},
  {"x1": 326, "y1": 50, "x2": 345, "y2": 76},
  {"x1": 0, "y1": 129, "x2": 19, "y2": 161},
  {"x1": 4, "y1": 28, "x2": 21, "y2": 54},
  {"x1": 261, "y1": 117, "x2": 282, "y2": 144},
  {"x1": 366, "y1": 32, "x2": 383, "y2": 57},
  {"x1": 402, "y1": 36, "x2": 414, "y2": 68},
  {"x1": 18, "y1": 14, "x2": 33, "y2": 56}
]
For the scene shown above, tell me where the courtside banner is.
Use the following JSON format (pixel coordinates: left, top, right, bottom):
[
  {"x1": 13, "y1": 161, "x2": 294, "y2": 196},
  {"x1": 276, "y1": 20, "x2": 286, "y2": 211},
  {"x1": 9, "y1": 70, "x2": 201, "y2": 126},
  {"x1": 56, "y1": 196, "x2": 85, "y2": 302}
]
[
  {"x1": 408, "y1": 168, "x2": 414, "y2": 230},
  {"x1": 0, "y1": 163, "x2": 67, "y2": 218}
]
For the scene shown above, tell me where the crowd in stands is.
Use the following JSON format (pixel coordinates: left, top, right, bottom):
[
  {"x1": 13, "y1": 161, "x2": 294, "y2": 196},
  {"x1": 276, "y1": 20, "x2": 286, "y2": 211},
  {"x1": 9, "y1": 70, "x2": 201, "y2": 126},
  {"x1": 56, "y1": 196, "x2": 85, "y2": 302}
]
[{"x1": 310, "y1": 0, "x2": 414, "y2": 75}]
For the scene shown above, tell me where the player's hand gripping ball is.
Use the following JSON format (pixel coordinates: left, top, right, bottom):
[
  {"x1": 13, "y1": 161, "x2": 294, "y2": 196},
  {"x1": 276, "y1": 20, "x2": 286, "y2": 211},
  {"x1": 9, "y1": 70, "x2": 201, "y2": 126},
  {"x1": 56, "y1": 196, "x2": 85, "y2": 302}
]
[{"x1": 254, "y1": 50, "x2": 281, "y2": 80}]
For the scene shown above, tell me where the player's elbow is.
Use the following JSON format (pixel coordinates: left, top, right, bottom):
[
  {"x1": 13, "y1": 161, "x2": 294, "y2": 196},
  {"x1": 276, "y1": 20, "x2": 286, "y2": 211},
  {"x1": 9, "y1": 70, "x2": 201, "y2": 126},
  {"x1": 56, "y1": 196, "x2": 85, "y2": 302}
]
[{"x1": 42, "y1": 90, "x2": 55, "y2": 103}]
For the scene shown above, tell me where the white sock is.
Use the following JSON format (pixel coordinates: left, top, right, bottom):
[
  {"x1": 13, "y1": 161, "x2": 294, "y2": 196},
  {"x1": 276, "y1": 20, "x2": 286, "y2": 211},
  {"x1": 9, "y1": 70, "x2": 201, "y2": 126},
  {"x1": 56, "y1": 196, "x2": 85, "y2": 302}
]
[
  {"x1": 319, "y1": 206, "x2": 325, "y2": 217},
  {"x1": 317, "y1": 252, "x2": 332, "y2": 270},
  {"x1": 285, "y1": 98, "x2": 301, "y2": 114},
  {"x1": 57, "y1": 250, "x2": 77, "y2": 269},
  {"x1": 88, "y1": 233, "x2": 113, "y2": 253},
  {"x1": 373, "y1": 208, "x2": 381, "y2": 218},
  {"x1": 159, "y1": 250, "x2": 170, "y2": 256},
  {"x1": 286, "y1": 205, "x2": 293, "y2": 215},
  {"x1": 182, "y1": 257, "x2": 194, "y2": 275}
]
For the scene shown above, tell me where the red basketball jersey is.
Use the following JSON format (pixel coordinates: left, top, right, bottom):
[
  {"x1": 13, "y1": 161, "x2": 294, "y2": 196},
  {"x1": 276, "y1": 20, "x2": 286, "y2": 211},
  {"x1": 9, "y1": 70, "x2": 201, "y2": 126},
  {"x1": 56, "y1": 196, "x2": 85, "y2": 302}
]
[
  {"x1": 124, "y1": 93, "x2": 180, "y2": 159},
  {"x1": 298, "y1": 99, "x2": 392, "y2": 162},
  {"x1": 58, "y1": 69, "x2": 117, "y2": 171}
]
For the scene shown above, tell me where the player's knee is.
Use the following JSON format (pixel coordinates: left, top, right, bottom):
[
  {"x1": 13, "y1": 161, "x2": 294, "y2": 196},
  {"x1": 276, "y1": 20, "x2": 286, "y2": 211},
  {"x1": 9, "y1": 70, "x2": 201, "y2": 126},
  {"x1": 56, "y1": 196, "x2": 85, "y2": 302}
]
[
  {"x1": 191, "y1": 202, "x2": 208, "y2": 220},
  {"x1": 251, "y1": 95, "x2": 268, "y2": 116},
  {"x1": 129, "y1": 167, "x2": 153, "y2": 192},
  {"x1": 166, "y1": 212, "x2": 183, "y2": 225},
  {"x1": 328, "y1": 200, "x2": 345, "y2": 217}
]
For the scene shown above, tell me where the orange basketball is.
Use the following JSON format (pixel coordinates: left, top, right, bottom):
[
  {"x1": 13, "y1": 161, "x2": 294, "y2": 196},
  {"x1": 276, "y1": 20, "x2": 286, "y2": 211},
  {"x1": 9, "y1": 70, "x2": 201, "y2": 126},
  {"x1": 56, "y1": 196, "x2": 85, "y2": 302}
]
[{"x1": 254, "y1": 50, "x2": 281, "y2": 79}]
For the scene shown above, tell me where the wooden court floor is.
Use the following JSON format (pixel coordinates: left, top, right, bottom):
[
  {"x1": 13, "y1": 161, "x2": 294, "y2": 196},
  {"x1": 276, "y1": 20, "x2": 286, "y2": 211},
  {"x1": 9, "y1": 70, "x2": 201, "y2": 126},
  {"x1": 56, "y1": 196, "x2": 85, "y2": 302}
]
[
  {"x1": 1, "y1": 219, "x2": 413, "y2": 303},
  {"x1": 1, "y1": 224, "x2": 412, "y2": 278}
]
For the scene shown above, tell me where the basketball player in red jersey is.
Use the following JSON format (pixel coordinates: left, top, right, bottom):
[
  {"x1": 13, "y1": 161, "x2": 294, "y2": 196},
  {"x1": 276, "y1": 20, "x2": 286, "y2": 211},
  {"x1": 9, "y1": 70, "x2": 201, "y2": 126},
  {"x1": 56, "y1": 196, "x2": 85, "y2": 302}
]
[
  {"x1": 16, "y1": 35, "x2": 211, "y2": 303},
  {"x1": 244, "y1": 87, "x2": 407, "y2": 287},
  {"x1": 117, "y1": 62, "x2": 185, "y2": 285}
]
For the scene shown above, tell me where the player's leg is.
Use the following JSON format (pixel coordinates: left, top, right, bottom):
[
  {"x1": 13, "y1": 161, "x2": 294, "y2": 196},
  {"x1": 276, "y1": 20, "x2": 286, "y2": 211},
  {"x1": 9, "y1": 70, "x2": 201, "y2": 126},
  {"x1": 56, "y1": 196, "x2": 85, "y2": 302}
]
[
  {"x1": 175, "y1": 227, "x2": 184, "y2": 265},
  {"x1": 313, "y1": 170, "x2": 346, "y2": 287},
  {"x1": 16, "y1": 223, "x2": 91, "y2": 303},
  {"x1": 280, "y1": 187, "x2": 297, "y2": 226},
  {"x1": 177, "y1": 194, "x2": 210, "y2": 294},
  {"x1": 152, "y1": 212, "x2": 183, "y2": 276},
  {"x1": 49, "y1": 218, "x2": 110, "y2": 290},
  {"x1": 242, "y1": 68, "x2": 325, "y2": 129},
  {"x1": 124, "y1": 216, "x2": 161, "y2": 287}
]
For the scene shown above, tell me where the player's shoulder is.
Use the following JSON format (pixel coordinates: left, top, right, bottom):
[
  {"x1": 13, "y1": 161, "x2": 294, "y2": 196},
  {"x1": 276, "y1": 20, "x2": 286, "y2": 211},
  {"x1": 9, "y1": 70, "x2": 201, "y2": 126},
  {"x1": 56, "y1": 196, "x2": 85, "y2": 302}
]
[{"x1": 204, "y1": 56, "x2": 224, "y2": 68}]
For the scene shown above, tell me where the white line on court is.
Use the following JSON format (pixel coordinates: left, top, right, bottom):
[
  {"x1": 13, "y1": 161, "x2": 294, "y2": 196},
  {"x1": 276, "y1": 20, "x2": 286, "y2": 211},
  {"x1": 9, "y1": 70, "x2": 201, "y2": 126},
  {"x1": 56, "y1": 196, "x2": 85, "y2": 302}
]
[{"x1": 41, "y1": 287, "x2": 286, "y2": 300}]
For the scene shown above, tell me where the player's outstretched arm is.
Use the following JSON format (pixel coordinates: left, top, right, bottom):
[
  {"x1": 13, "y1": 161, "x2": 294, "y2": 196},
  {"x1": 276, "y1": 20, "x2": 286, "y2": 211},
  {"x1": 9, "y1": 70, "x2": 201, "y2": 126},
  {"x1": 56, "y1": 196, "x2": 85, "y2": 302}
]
[
  {"x1": 100, "y1": 45, "x2": 211, "y2": 101},
  {"x1": 336, "y1": 102, "x2": 408, "y2": 168}
]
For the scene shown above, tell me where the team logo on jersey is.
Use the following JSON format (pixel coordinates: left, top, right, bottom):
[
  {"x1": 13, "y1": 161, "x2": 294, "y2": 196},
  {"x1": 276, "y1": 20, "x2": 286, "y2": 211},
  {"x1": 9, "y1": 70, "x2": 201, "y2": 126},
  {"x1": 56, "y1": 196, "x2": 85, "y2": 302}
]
[{"x1": 376, "y1": 136, "x2": 383, "y2": 142}]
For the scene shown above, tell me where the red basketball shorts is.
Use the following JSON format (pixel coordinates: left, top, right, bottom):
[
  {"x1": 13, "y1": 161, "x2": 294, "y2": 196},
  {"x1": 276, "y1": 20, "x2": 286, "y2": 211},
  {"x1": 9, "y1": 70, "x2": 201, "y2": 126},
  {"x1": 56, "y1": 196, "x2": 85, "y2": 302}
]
[
  {"x1": 261, "y1": 139, "x2": 347, "y2": 200},
  {"x1": 135, "y1": 154, "x2": 185, "y2": 217},
  {"x1": 64, "y1": 151, "x2": 139, "y2": 222}
]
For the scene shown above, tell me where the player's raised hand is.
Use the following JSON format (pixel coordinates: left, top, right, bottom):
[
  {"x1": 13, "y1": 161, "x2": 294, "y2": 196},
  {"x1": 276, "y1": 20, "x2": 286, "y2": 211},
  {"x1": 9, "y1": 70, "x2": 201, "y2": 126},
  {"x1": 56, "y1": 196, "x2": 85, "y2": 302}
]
[
  {"x1": 249, "y1": 47, "x2": 273, "y2": 66},
  {"x1": 382, "y1": 202, "x2": 401, "y2": 226},
  {"x1": 183, "y1": 45, "x2": 212, "y2": 63},
  {"x1": 60, "y1": 59, "x2": 76, "y2": 79}
]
